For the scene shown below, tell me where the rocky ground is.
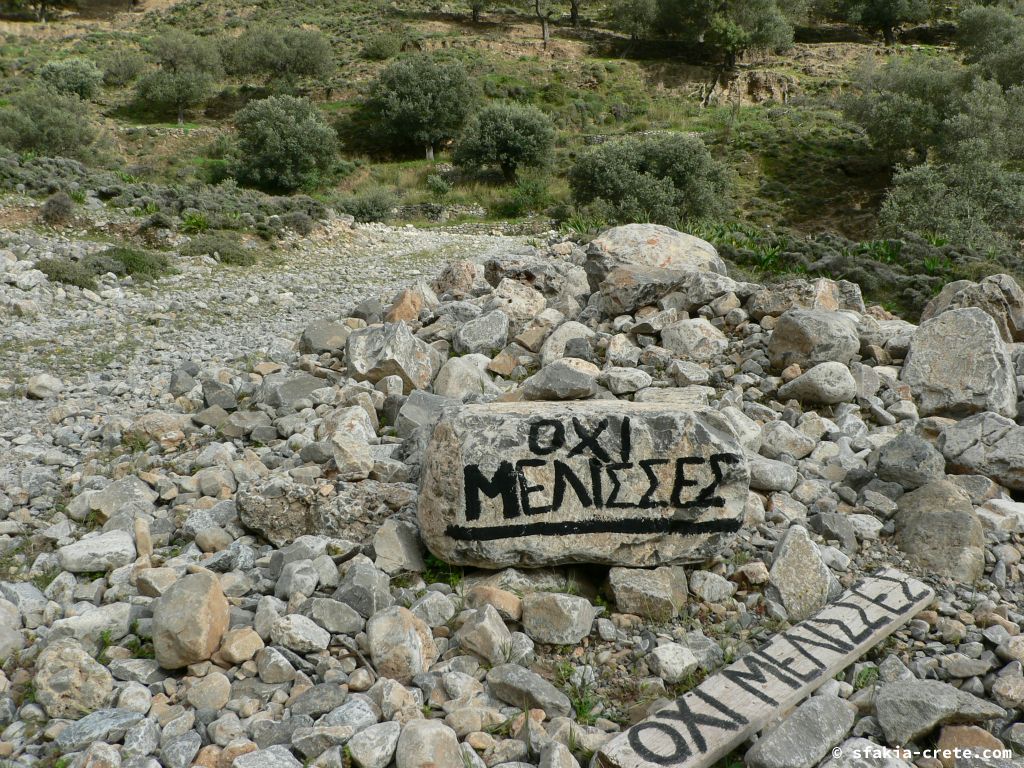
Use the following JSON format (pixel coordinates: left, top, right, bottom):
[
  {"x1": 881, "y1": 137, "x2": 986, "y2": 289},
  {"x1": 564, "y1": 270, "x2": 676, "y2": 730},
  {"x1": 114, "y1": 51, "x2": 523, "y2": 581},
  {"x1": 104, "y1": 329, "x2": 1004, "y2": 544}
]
[{"x1": 1, "y1": 212, "x2": 1023, "y2": 768}]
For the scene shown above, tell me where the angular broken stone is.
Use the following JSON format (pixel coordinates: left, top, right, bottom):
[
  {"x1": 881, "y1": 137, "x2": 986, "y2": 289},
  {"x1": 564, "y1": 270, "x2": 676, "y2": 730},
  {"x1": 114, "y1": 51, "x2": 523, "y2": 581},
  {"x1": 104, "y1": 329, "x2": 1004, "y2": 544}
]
[
  {"x1": 585, "y1": 223, "x2": 726, "y2": 291},
  {"x1": 418, "y1": 401, "x2": 749, "y2": 568},
  {"x1": 346, "y1": 322, "x2": 441, "y2": 393}
]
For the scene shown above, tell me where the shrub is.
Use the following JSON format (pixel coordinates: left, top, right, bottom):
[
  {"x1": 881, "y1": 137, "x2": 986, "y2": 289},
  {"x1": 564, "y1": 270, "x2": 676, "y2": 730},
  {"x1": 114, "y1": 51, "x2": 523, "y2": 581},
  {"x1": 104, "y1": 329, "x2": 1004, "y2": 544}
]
[
  {"x1": 336, "y1": 188, "x2": 397, "y2": 222},
  {"x1": 361, "y1": 31, "x2": 404, "y2": 61},
  {"x1": 82, "y1": 246, "x2": 172, "y2": 280},
  {"x1": 0, "y1": 86, "x2": 95, "y2": 159},
  {"x1": 495, "y1": 174, "x2": 552, "y2": 217},
  {"x1": 148, "y1": 29, "x2": 222, "y2": 76},
  {"x1": 612, "y1": 0, "x2": 658, "y2": 40},
  {"x1": 41, "y1": 191, "x2": 74, "y2": 225},
  {"x1": 880, "y1": 150, "x2": 1024, "y2": 255},
  {"x1": 35, "y1": 257, "x2": 97, "y2": 289},
  {"x1": 231, "y1": 96, "x2": 338, "y2": 192},
  {"x1": 569, "y1": 132, "x2": 729, "y2": 225},
  {"x1": 183, "y1": 231, "x2": 257, "y2": 265},
  {"x1": 36, "y1": 246, "x2": 172, "y2": 289},
  {"x1": 426, "y1": 173, "x2": 452, "y2": 198},
  {"x1": 102, "y1": 49, "x2": 147, "y2": 87},
  {"x1": 281, "y1": 210, "x2": 315, "y2": 235},
  {"x1": 370, "y1": 55, "x2": 477, "y2": 159},
  {"x1": 454, "y1": 103, "x2": 555, "y2": 181},
  {"x1": 225, "y1": 26, "x2": 334, "y2": 86},
  {"x1": 39, "y1": 58, "x2": 103, "y2": 100}
]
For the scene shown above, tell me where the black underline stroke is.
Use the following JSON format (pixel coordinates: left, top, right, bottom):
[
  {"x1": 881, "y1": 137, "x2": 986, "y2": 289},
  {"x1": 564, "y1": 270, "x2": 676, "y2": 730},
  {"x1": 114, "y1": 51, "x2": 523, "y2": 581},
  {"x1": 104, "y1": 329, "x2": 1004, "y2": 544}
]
[{"x1": 445, "y1": 516, "x2": 743, "y2": 541}]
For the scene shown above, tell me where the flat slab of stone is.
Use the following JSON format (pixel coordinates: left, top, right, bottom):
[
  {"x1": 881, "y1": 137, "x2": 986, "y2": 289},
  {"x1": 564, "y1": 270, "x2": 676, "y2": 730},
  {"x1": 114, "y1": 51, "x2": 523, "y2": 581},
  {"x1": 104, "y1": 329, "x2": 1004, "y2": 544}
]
[
  {"x1": 597, "y1": 569, "x2": 933, "y2": 768},
  {"x1": 417, "y1": 402, "x2": 749, "y2": 568}
]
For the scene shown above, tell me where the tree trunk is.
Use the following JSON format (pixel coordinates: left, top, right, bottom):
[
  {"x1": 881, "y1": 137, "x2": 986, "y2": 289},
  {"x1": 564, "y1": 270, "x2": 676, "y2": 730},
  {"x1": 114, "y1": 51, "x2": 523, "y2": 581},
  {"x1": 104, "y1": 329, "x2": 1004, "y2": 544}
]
[
  {"x1": 570, "y1": 0, "x2": 579, "y2": 27},
  {"x1": 883, "y1": 26, "x2": 895, "y2": 45},
  {"x1": 425, "y1": 144, "x2": 435, "y2": 161},
  {"x1": 535, "y1": 0, "x2": 549, "y2": 49},
  {"x1": 472, "y1": 7, "x2": 479, "y2": 22},
  {"x1": 178, "y1": 105, "x2": 185, "y2": 125}
]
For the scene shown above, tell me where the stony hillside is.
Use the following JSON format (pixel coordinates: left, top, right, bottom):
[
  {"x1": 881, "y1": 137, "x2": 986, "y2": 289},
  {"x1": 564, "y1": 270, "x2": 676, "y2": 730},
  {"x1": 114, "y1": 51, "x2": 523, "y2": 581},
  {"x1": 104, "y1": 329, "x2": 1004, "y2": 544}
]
[{"x1": 1, "y1": 209, "x2": 1023, "y2": 768}]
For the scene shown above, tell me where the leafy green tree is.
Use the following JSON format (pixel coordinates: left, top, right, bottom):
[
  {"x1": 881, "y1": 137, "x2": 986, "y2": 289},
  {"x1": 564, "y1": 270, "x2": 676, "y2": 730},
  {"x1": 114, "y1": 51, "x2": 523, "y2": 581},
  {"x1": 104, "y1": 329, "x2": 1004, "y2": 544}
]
[
  {"x1": 957, "y1": 5, "x2": 1024, "y2": 89},
  {"x1": 839, "y1": 0, "x2": 929, "y2": 44},
  {"x1": 40, "y1": 58, "x2": 103, "y2": 100},
  {"x1": 102, "y1": 49, "x2": 147, "y2": 86},
  {"x1": 843, "y1": 54, "x2": 971, "y2": 162},
  {"x1": 655, "y1": 0, "x2": 798, "y2": 66},
  {"x1": 369, "y1": 55, "x2": 476, "y2": 160},
  {"x1": 224, "y1": 26, "x2": 334, "y2": 88},
  {"x1": 880, "y1": 147, "x2": 1024, "y2": 254},
  {"x1": 469, "y1": 0, "x2": 487, "y2": 21},
  {"x1": 0, "y1": 85, "x2": 95, "y2": 158},
  {"x1": 231, "y1": 95, "x2": 338, "y2": 191},
  {"x1": 569, "y1": 132, "x2": 729, "y2": 225},
  {"x1": 454, "y1": 103, "x2": 555, "y2": 181},
  {"x1": 134, "y1": 29, "x2": 222, "y2": 124},
  {"x1": 612, "y1": 0, "x2": 658, "y2": 40}
]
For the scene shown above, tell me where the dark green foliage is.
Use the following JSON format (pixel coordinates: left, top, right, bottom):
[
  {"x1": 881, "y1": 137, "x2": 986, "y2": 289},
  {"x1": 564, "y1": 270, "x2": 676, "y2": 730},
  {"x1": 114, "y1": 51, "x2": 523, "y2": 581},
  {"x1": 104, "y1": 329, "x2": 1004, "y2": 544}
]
[
  {"x1": 0, "y1": 86, "x2": 95, "y2": 159},
  {"x1": 135, "y1": 29, "x2": 222, "y2": 123},
  {"x1": 224, "y1": 26, "x2": 334, "y2": 86},
  {"x1": 454, "y1": 103, "x2": 555, "y2": 181},
  {"x1": 183, "y1": 231, "x2": 258, "y2": 265},
  {"x1": 842, "y1": 54, "x2": 972, "y2": 162},
  {"x1": 36, "y1": 246, "x2": 172, "y2": 290},
  {"x1": 612, "y1": 0, "x2": 658, "y2": 40},
  {"x1": 41, "y1": 191, "x2": 74, "y2": 225},
  {"x1": 838, "y1": 0, "x2": 929, "y2": 44},
  {"x1": 361, "y1": 30, "x2": 404, "y2": 61},
  {"x1": 370, "y1": 55, "x2": 477, "y2": 159},
  {"x1": 335, "y1": 188, "x2": 397, "y2": 222},
  {"x1": 495, "y1": 174, "x2": 552, "y2": 217},
  {"x1": 880, "y1": 149, "x2": 1024, "y2": 255},
  {"x1": 35, "y1": 257, "x2": 98, "y2": 290},
  {"x1": 39, "y1": 58, "x2": 103, "y2": 100},
  {"x1": 957, "y1": 5, "x2": 1024, "y2": 89},
  {"x1": 569, "y1": 133, "x2": 729, "y2": 225},
  {"x1": 281, "y1": 210, "x2": 315, "y2": 235},
  {"x1": 231, "y1": 95, "x2": 338, "y2": 192},
  {"x1": 655, "y1": 0, "x2": 801, "y2": 65},
  {"x1": 135, "y1": 70, "x2": 217, "y2": 124},
  {"x1": 102, "y1": 49, "x2": 147, "y2": 87}
]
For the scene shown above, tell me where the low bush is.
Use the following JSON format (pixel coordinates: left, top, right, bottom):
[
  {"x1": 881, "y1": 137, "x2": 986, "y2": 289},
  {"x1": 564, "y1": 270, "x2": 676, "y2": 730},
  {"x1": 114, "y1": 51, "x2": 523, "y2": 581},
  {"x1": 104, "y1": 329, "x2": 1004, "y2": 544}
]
[
  {"x1": 102, "y1": 49, "x2": 147, "y2": 87},
  {"x1": 182, "y1": 231, "x2": 258, "y2": 266},
  {"x1": 361, "y1": 31, "x2": 404, "y2": 61},
  {"x1": 41, "y1": 191, "x2": 74, "y2": 225},
  {"x1": 335, "y1": 188, "x2": 398, "y2": 222},
  {"x1": 35, "y1": 257, "x2": 98, "y2": 290},
  {"x1": 569, "y1": 132, "x2": 729, "y2": 225},
  {"x1": 281, "y1": 210, "x2": 315, "y2": 235},
  {"x1": 0, "y1": 86, "x2": 96, "y2": 159},
  {"x1": 40, "y1": 58, "x2": 103, "y2": 100}
]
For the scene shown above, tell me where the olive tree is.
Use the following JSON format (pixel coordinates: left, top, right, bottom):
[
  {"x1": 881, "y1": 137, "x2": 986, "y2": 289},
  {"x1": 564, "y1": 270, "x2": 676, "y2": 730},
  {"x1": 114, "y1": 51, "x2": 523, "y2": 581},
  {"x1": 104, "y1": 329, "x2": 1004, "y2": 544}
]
[
  {"x1": 224, "y1": 26, "x2": 334, "y2": 88},
  {"x1": 369, "y1": 55, "x2": 476, "y2": 160},
  {"x1": 135, "y1": 29, "x2": 223, "y2": 123},
  {"x1": 39, "y1": 58, "x2": 103, "y2": 100},
  {"x1": 838, "y1": 0, "x2": 929, "y2": 45},
  {"x1": 0, "y1": 85, "x2": 95, "y2": 158},
  {"x1": 454, "y1": 103, "x2": 555, "y2": 181},
  {"x1": 569, "y1": 132, "x2": 729, "y2": 225},
  {"x1": 231, "y1": 95, "x2": 338, "y2": 191}
]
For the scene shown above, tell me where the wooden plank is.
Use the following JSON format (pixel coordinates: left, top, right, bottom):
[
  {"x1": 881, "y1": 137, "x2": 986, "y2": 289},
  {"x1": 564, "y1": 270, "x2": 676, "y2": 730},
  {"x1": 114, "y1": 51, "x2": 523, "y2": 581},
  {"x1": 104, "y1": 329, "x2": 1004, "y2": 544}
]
[{"x1": 596, "y1": 569, "x2": 934, "y2": 768}]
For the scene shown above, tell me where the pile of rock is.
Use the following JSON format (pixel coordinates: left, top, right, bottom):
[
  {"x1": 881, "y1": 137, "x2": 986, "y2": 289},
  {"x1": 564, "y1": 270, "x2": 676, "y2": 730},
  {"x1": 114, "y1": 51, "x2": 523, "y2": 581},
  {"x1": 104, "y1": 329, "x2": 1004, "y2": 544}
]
[{"x1": 1, "y1": 223, "x2": 1023, "y2": 768}]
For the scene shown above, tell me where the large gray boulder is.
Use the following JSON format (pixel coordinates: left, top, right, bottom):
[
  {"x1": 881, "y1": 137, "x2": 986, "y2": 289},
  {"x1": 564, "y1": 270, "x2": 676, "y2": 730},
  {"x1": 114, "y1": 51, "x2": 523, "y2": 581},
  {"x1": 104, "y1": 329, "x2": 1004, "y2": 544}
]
[
  {"x1": 417, "y1": 401, "x2": 749, "y2": 568},
  {"x1": 767, "y1": 309, "x2": 859, "y2": 371},
  {"x1": 921, "y1": 273, "x2": 1024, "y2": 343},
  {"x1": 776, "y1": 362, "x2": 857, "y2": 405},
  {"x1": 746, "y1": 277, "x2": 865, "y2": 320},
  {"x1": 894, "y1": 481, "x2": 985, "y2": 582},
  {"x1": 940, "y1": 411, "x2": 1024, "y2": 490},
  {"x1": 585, "y1": 224, "x2": 725, "y2": 291},
  {"x1": 768, "y1": 525, "x2": 841, "y2": 621},
  {"x1": 152, "y1": 572, "x2": 229, "y2": 669},
  {"x1": 745, "y1": 695, "x2": 857, "y2": 768},
  {"x1": 901, "y1": 308, "x2": 1016, "y2": 418},
  {"x1": 875, "y1": 680, "x2": 1005, "y2": 745}
]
